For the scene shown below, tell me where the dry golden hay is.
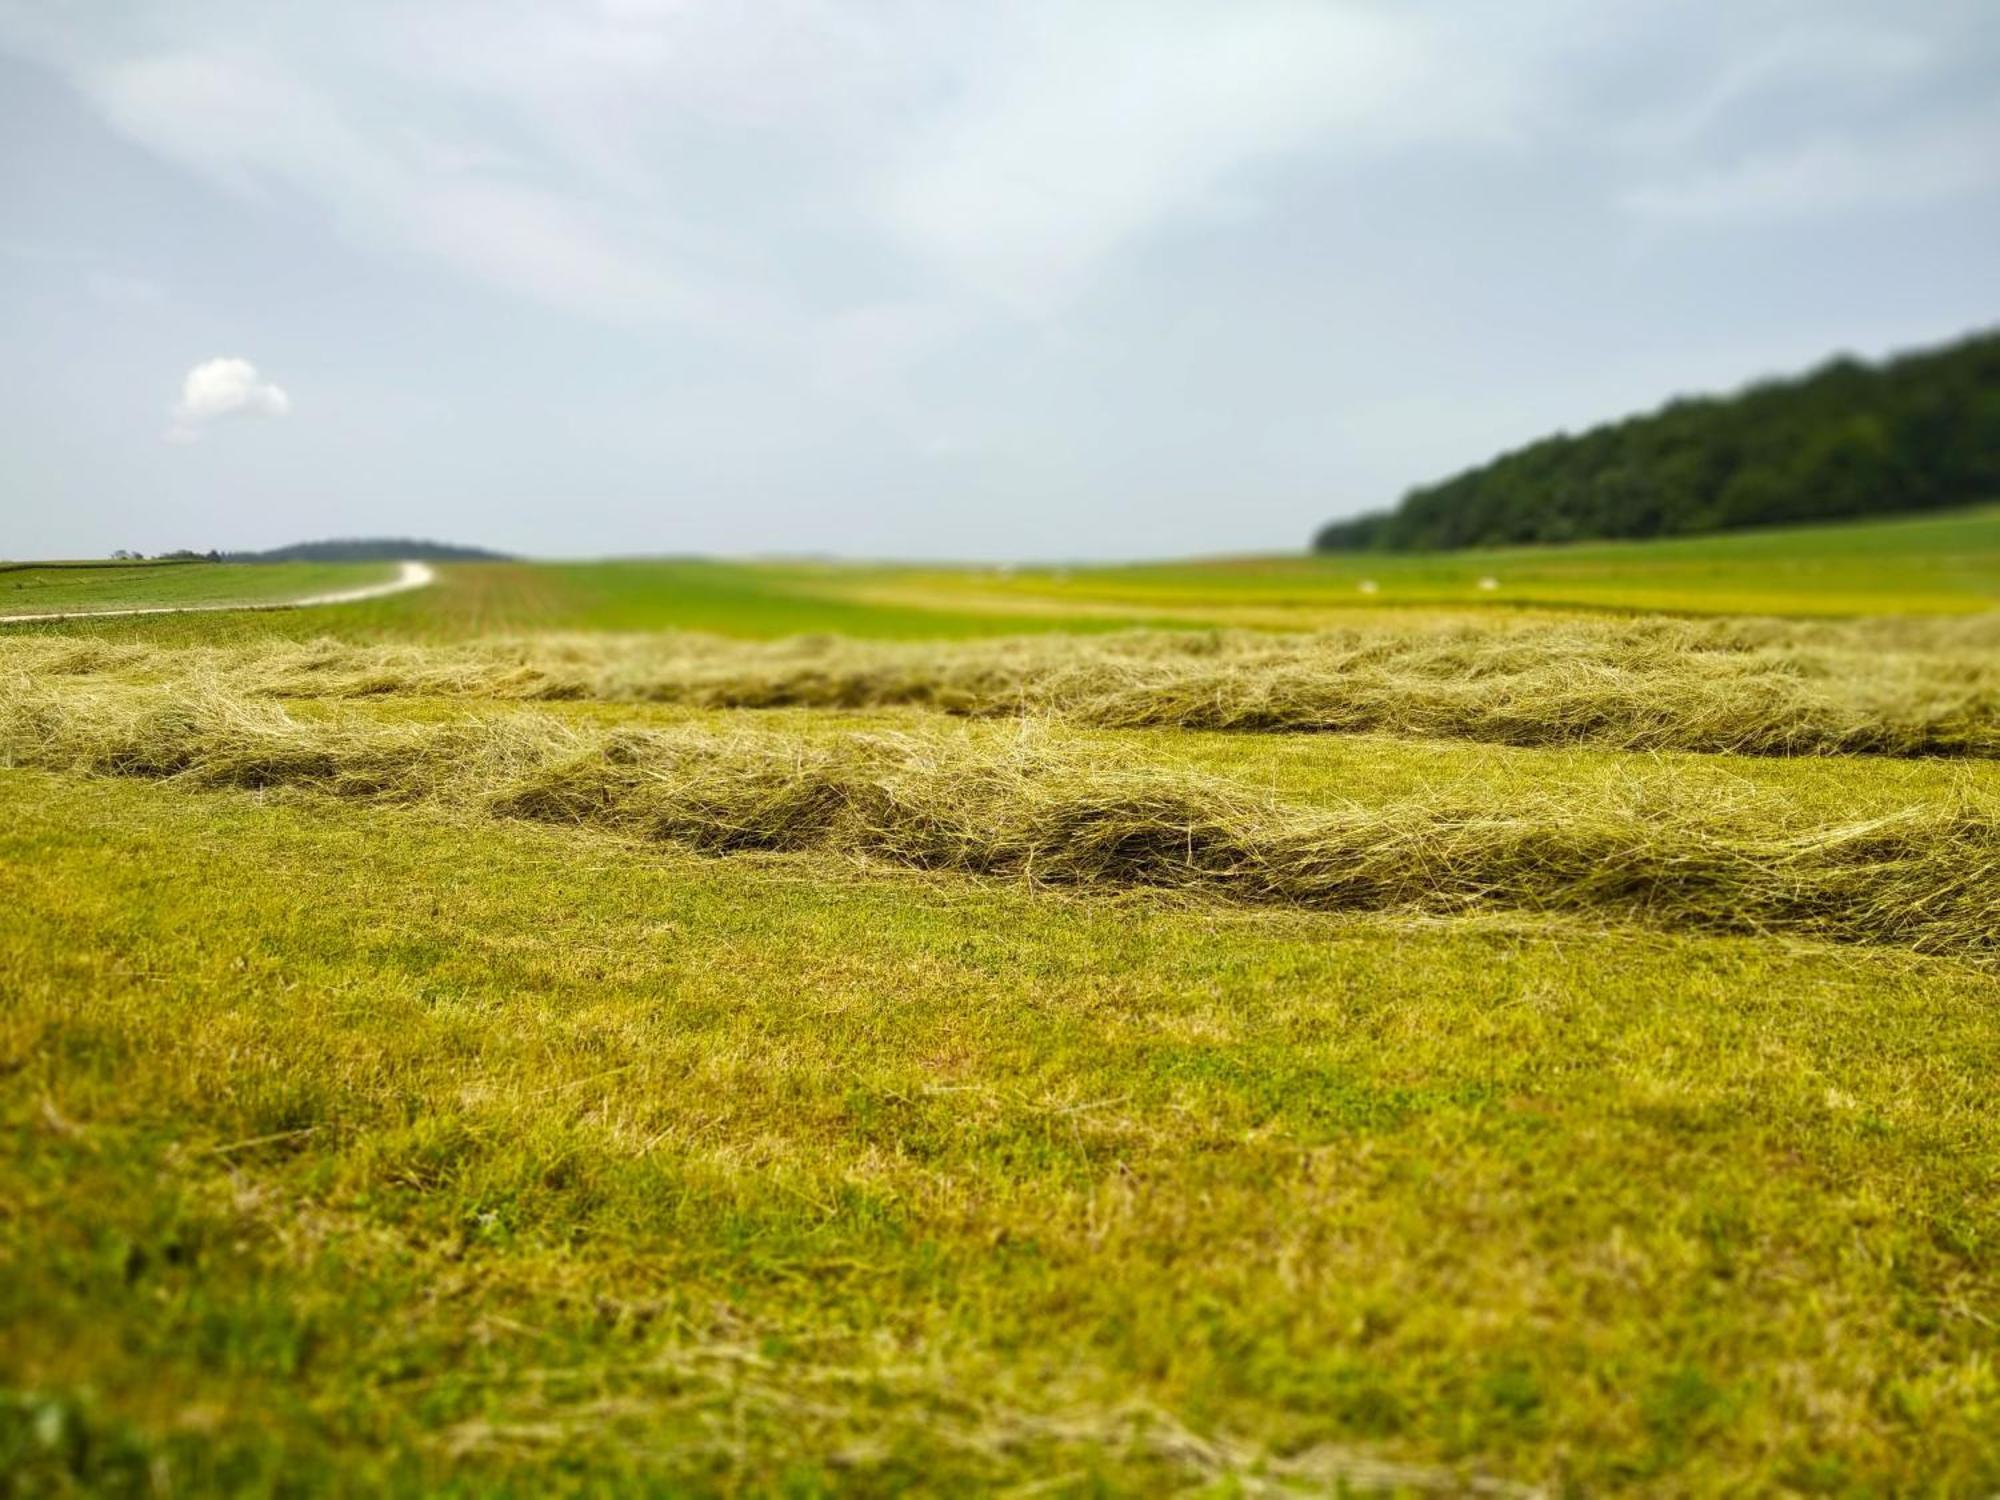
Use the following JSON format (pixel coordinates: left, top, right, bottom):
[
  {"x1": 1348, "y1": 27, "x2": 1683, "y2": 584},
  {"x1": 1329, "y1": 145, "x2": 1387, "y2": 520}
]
[
  {"x1": 7, "y1": 612, "x2": 1998, "y2": 755},
  {"x1": 5, "y1": 680, "x2": 1995, "y2": 957}
]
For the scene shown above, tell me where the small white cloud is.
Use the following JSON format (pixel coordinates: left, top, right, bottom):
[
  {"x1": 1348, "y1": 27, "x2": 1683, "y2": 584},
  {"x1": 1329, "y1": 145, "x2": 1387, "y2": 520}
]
[{"x1": 167, "y1": 356, "x2": 291, "y2": 442}]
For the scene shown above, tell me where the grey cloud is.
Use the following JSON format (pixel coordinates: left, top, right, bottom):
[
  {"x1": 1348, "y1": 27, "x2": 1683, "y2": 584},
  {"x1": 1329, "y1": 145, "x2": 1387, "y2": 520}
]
[{"x1": 0, "y1": 0, "x2": 1994, "y2": 558}]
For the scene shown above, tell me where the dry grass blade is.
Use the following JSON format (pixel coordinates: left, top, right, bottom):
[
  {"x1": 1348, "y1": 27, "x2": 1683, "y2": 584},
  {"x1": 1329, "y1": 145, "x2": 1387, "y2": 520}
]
[
  {"x1": 6, "y1": 682, "x2": 1995, "y2": 956},
  {"x1": 10, "y1": 612, "x2": 1998, "y2": 755}
]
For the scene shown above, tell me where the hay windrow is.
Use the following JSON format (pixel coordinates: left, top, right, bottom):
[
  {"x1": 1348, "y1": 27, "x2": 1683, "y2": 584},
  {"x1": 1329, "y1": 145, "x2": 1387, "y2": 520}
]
[
  {"x1": 5, "y1": 682, "x2": 1995, "y2": 957},
  {"x1": 8, "y1": 612, "x2": 1998, "y2": 755}
]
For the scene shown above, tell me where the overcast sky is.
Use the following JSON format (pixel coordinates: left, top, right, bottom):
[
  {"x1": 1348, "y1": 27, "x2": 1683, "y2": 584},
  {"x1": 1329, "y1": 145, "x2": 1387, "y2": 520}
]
[{"x1": 2, "y1": 1, "x2": 1995, "y2": 561}]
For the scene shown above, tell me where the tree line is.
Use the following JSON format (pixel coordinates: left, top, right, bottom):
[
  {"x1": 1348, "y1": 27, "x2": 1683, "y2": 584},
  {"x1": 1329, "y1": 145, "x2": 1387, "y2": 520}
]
[
  {"x1": 96, "y1": 539, "x2": 508, "y2": 564},
  {"x1": 224, "y1": 538, "x2": 511, "y2": 563},
  {"x1": 1315, "y1": 328, "x2": 2000, "y2": 552}
]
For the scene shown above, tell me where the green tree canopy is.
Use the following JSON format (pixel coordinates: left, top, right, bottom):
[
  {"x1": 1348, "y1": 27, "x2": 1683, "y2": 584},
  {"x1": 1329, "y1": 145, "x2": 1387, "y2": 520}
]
[{"x1": 1316, "y1": 330, "x2": 2000, "y2": 552}]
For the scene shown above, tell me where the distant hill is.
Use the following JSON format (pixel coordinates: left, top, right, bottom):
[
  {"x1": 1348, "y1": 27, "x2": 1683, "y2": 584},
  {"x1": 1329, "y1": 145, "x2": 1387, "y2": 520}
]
[
  {"x1": 1315, "y1": 329, "x2": 2000, "y2": 552},
  {"x1": 228, "y1": 538, "x2": 512, "y2": 563}
]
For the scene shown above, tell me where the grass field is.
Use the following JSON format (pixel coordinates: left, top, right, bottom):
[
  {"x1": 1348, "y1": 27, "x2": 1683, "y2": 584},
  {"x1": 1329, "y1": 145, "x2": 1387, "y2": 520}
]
[
  {"x1": 0, "y1": 561, "x2": 400, "y2": 618},
  {"x1": 3, "y1": 513, "x2": 1998, "y2": 1495},
  {"x1": 850, "y1": 506, "x2": 2000, "y2": 624},
  {"x1": 8, "y1": 507, "x2": 1998, "y2": 642}
]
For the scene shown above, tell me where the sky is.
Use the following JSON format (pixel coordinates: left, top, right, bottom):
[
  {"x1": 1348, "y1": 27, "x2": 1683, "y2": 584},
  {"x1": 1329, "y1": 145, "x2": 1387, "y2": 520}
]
[{"x1": 1, "y1": 1, "x2": 1996, "y2": 561}]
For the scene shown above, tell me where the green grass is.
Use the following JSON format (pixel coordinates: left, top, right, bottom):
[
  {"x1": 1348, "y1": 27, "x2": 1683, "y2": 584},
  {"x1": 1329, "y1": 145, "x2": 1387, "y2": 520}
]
[
  {"x1": 516, "y1": 561, "x2": 1158, "y2": 638},
  {"x1": 0, "y1": 559, "x2": 1183, "y2": 644},
  {"x1": 877, "y1": 505, "x2": 2000, "y2": 621},
  {"x1": 0, "y1": 561, "x2": 397, "y2": 617},
  {"x1": 4, "y1": 771, "x2": 1996, "y2": 1495},
  {"x1": 8, "y1": 506, "x2": 1997, "y2": 643},
  {"x1": 4, "y1": 515, "x2": 2000, "y2": 1494}
]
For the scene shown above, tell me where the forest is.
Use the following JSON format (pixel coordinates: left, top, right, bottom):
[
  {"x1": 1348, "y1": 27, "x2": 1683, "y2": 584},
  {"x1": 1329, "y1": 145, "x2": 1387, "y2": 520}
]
[{"x1": 1316, "y1": 328, "x2": 2000, "y2": 551}]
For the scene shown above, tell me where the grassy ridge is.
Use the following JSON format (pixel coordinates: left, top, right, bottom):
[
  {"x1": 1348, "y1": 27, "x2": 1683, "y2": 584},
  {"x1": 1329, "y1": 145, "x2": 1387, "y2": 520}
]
[
  {"x1": 4, "y1": 771, "x2": 1996, "y2": 1495},
  {"x1": 16, "y1": 611, "x2": 1999, "y2": 756},
  {"x1": 5, "y1": 683, "x2": 1996, "y2": 956}
]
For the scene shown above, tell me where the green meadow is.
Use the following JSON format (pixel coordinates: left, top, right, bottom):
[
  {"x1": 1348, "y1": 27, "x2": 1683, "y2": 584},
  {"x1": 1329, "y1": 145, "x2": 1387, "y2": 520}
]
[
  {"x1": 887, "y1": 505, "x2": 2000, "y2": 623},
  {"x1": 4, "y1": 509, "x2": 1999, "y2": 1496},
  {"x1": 0, "y1": 561, "x2": 399, "y2": 619},
  {"x1": 9, "y1": 506, "x2": 1999, "y2": 641}
]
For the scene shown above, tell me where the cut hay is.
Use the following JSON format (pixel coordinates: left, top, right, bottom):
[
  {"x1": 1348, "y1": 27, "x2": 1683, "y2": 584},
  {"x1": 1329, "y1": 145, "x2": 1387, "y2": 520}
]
[
  {"x1": 8, "y1": 611, "x2": 1997, "y2": 756},
  {"x1": 6, "y1": 682, "x2": 1995, "y2": 956}
]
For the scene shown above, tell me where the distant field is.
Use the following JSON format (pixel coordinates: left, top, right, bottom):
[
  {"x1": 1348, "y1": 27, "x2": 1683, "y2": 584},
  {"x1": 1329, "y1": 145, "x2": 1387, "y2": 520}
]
[
  {"x1": 0, "y1": 560, "x2": 397, "y2": 618},
  {"x1": 892, "y1": 504, "x2": 2000, "y2": 622},
  {"x1": 4, "y1": 512, "x2": 1999, "y2": 1495},
  {"x1": 0, "y1": 558, "x2": 1145, "y2": 641},
  {"x1": 7, "y1": 507, "x2": 1997, "y2": 641}
]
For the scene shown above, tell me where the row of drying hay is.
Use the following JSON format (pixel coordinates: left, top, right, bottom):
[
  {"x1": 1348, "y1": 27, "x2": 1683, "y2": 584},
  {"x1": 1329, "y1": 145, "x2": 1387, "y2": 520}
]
[
  {"x1": 5, "y1": 682, "x2": 1995, "y2": 956},
  {"x1": 11, "y1": 612, "x2": 2000, "y2": 756}
]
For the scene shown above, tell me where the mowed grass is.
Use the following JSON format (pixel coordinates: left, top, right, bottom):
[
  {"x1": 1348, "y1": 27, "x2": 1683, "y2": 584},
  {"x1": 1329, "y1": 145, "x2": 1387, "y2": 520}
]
[
  {"x1": 4, "y1": 519, "x2": 2000, "y2": 1494},
  {"x1": 0, "y1": 561, "x2": 396, "y2": 618},
  {"x1": 24, "y1": 609, "x2": 1990, "y2": 756},
  {"x1": 4, "y1": 683, "x2": 1994, "y2": 957},
  {"x1": 3, "y1": 771, "x2": 1997, "y2": 1495}
]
